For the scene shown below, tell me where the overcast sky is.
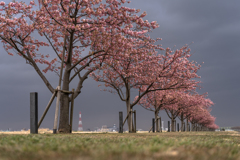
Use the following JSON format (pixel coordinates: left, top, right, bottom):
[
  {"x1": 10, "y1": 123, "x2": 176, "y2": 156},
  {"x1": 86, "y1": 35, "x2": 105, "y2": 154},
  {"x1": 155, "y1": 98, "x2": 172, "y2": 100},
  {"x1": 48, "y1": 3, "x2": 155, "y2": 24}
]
[{"x1": 0, "y1": 0, "x2": 239, "y2": 131}]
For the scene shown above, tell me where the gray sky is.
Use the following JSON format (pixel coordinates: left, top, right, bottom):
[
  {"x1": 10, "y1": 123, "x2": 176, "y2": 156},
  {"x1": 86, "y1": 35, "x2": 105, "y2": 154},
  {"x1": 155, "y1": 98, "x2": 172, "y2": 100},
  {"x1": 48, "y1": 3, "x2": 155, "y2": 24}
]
[{"x1": 0, "y1": 0, "x2": 239, "y2": 131}]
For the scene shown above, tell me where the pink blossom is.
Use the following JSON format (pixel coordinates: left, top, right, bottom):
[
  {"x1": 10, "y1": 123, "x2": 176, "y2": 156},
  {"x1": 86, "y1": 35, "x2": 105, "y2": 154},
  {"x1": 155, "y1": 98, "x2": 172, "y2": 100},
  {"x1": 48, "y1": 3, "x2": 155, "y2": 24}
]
[{"x1": 0, "y1": 1, "x2": 5, "y2": 6}]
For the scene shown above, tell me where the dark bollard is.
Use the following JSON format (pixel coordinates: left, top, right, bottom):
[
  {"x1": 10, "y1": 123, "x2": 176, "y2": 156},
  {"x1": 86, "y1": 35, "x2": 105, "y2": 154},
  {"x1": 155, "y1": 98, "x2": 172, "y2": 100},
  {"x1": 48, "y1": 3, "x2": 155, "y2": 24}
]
[
  {"x1": 168, "y1": 121, "x2": 170, "y2": 132},
  {"x1": 152, "y1": 118, "x2": 155, "y2": 132},
  {"x1": 119, "y1": 112, "x2": 123, "y2": 133},
  {"x1": 30, "y1": 92, "x2": 38, "y2": 134},
  {"x1": 177, "y1": 123, "x2": 179, "y2": 132}
]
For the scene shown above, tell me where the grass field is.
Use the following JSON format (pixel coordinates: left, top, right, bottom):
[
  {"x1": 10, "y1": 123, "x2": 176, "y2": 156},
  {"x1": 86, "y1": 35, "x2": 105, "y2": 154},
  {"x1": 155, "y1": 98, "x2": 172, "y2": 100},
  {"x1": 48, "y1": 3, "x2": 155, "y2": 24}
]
[{"x1": 0, "y1": 131, "x2": 240, "y2": 160}]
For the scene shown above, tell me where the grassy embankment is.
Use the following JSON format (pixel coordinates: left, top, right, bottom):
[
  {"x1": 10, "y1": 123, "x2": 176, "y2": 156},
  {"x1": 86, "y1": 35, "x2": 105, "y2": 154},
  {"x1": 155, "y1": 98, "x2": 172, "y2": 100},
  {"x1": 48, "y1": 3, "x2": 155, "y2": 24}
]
[{"x1": 0, "y1": 131, "x2": 240, "y2": 160}]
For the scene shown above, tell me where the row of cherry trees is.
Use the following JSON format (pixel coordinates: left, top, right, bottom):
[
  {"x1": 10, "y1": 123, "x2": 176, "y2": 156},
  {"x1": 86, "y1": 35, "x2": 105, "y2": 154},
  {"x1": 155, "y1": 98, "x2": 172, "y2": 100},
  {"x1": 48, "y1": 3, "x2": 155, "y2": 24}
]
[
  {"x1": 138, "y1": 90, "x2": 218, "y2": 132},
  {"x1": 0, "y1": 0, "x2": 218, "y2": 133},
  {"x1": 91, "y1": 45, "x2": 218, "y2": 132}
]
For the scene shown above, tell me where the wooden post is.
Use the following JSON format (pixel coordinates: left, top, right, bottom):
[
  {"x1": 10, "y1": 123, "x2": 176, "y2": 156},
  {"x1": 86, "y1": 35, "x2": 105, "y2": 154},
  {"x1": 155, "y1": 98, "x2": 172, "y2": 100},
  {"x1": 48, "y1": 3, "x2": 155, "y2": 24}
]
[
  {"x1": 159, "y1": 117, "x2": 162, "y2": 132},
  {"x1": 134, "y1": 110, "x2": 136, "y2": 133},
  {"x1": 174, "y1": 120, "x2": 176, "y2": 132},
  {"x1": 123, "y1": 111, "x2": 130, "y2": 126},
  {"x1": 70, "y1": 89, "x2": 75, "y2": 133},
  {"x1": 30, "y1": 92, "x2": 38, "y2": 134},
  {"x1": 38, "y1": 90, "x2": 57, "y2": 128},
  {"x1": 168, "y1": 121, "x2": 170, "y2": 132},
  {"x1": 148, "y1": 118, "x2": 159, "y2": 132},
  {"x1": 53, "y1": 86, "x2": 61, "y2": 134},
  {"x1": 129, "y1": 109, "x2": 133, "y2": 133},
  {"x1": 119, "y1": 112, "x2": 123, "y2": 133},
  {"x1": 132, "y1": 112, "x2": 134, "y2": 133},
  {"x1": 152, "y1": 118, "x2": 155, "y2": 133}
]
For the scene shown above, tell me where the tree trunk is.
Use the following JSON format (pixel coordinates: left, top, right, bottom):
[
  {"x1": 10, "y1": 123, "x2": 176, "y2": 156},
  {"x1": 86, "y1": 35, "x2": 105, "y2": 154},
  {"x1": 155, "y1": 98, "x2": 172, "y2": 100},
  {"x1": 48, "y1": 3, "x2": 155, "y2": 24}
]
[
  {"x1": 174, "y1": 120, "x2": 176, "y2": 132},
  {"x1": 155, "y1": 110, "x2": 159, "y2": 132},
  {"x1": 186, "y1": 119, "x2": 189, "y2": 132},
  {"x1": 181, "y1": 119, "x2": 184, "y2": 131},
  {"x1": 126, "y1": 99, "x2": 132, "y2": 133},
  {"x1": 58, "y1": 64, "x2": 71, "y2": 133},
  {"x1": 171, "y1": 118, "x2": 175, "y2": 132},
  {"x1": 181, "y1": 113, "x2": 184, "y2": 132},
  {"x1": 126, "y1": 83, "x2": 133, "y2": 133}
]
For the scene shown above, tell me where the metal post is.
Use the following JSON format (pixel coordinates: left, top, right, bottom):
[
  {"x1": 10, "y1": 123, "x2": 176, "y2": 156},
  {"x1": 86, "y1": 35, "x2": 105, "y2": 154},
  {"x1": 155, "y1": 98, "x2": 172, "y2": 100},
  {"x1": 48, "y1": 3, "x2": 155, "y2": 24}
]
[
  {"x1": 168, "y1": 121, "x2": 170, "y2": 132},
  {"x1": 177, "y1": 123, "x2": 179, "y2": 132},
  {"x1": 30, "y1": 92, "x2": 38, "y2": 134},
  {"x1": 152, "y1": 118, "x2": 155, "y2": 133},
  {"x1": 119, "y1": 112, "x2": 123, "y2": 133}
]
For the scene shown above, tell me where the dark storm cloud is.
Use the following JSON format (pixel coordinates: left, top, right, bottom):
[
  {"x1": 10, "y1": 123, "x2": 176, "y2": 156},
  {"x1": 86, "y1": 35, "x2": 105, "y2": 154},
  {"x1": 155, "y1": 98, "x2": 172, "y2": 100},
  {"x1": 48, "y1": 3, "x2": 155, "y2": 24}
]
[{"x1": 0, "y1": 0, "x2": 240, "y2": 131}]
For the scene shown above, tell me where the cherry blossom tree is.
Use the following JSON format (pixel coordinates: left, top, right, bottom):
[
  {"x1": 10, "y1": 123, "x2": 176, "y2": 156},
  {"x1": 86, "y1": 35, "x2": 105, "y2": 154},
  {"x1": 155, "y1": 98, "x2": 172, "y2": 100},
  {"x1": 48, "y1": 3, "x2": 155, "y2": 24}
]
[
  {"x1": 0, "y1": 0, "x2": 159, "y2": 133},
  {"x1": 138, "y1": 90, "x2": 179, "y2": 132},
  {"x1": 163, "y1": 92, "x2": 186, "y2": 132}
]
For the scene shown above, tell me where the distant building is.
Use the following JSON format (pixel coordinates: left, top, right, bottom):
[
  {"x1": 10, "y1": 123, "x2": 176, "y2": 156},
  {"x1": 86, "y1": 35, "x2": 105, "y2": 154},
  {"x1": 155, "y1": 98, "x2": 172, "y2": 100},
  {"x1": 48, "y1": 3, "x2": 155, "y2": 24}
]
[
  {"x1": 100, "y1": 125, "x2": 109, "y2": 132},
  {"x1": 94, "y1": 124, "x2": 118, "y2": 132},
  {"x1": 78, "y1": 112, "x2": 83, "y2": 131},
  {"x1": 108, "y1": 124, "x2": 117, "y2": 132}
]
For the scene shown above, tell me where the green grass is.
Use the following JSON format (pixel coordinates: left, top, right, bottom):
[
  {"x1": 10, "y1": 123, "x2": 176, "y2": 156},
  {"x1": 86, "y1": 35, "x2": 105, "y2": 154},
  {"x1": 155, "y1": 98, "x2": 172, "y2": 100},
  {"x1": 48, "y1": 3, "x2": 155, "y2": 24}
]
[{"x1": 0, "y1": 132, "x2": 240, "y2": 160}]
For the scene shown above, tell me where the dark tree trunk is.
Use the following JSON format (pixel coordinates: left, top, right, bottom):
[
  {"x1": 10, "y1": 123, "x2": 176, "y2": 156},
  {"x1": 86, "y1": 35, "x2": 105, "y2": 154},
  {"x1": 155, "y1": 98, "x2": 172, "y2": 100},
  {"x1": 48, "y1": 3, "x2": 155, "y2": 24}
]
[
  {"x1": 58, "y1": 64, "x2": 71, "y2": 133},
  {"x1": 191, "y1": 123, "x2": 194, "y2": 131},
  {"x1": 186, "y1": 119, "x2": 189, "y2": 132},
  {"x1": 155, "y1": 110, "x2": 159, "y2": 132},
  {"x1": 181, "y1": 113, "x2": 184, "y2": 132},
  {"x1": 171, "y1": 118, "x2": 175, "y2": 132},
  {"x1": 126, "y1": 83, "x2": 133, "y2": 133},
  {"x1": 126, "y1": 99, "x2": 132, "y2": 133},
  {"x1": 181, "y1": 120, "x2": 184, "y2": 131}
]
